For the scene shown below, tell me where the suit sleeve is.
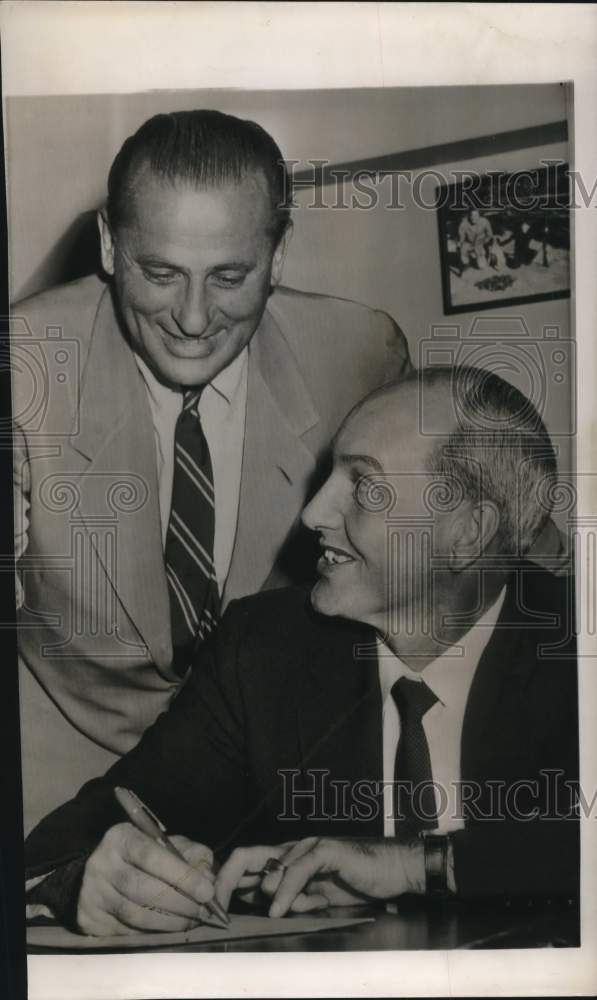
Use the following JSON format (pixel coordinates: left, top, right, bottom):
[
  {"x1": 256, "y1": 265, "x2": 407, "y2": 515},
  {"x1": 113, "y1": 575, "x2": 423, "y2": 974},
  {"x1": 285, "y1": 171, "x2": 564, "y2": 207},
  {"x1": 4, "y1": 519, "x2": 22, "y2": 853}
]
[
  {"x1": 25, "y1": 600, "x2": 256, "y2": 879},
  {"x1": 451, "y1": 816, "x2": 579, "y2": 901}
]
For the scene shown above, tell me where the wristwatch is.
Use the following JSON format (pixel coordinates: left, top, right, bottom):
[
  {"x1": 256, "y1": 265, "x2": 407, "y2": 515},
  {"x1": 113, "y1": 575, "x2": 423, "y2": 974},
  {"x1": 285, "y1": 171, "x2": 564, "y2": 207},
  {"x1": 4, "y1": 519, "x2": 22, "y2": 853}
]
[{"x1": 423, "y1": 834, "x2": 454, "y2": 897}]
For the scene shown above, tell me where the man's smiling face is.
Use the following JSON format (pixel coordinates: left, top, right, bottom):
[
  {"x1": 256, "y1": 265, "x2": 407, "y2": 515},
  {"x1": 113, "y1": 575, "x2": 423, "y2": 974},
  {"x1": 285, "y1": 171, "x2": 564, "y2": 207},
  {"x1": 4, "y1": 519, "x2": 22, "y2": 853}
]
[
  {"x1": 302, "y1": 385, "x2": 447, "y2": 631},
  {"x1": 98, "y1": 167, "x2": 290, "y2": 388}
]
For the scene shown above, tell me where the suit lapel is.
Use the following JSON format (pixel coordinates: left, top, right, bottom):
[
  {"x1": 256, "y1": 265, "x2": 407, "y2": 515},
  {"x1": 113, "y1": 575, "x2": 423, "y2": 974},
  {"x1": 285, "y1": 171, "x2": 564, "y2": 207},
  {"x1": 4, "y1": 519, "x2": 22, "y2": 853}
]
[
  {"x1": 295, "y1": 617, "x2": 384, "y2": 836},
  {"x1": 223, "y1": 306, "x2": 320, "y2": 606},
  {"x1": 68, "y1": 287, "x2": 172, "y2": 668}
]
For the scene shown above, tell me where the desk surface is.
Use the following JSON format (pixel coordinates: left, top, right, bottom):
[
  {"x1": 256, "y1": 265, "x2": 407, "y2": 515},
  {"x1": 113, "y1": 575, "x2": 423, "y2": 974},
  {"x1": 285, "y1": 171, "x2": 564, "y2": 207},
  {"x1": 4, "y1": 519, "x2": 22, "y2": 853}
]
[{"x1": 28, "y1": 898, "x2": 579, "y2": 954}]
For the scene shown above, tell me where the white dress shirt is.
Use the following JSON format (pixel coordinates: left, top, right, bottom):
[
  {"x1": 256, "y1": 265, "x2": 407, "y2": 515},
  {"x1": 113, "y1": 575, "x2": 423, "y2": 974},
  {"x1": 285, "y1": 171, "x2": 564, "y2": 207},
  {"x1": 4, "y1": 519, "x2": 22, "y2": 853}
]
[
  {"x1": 132, "y1": 349, "x2": 248, "y2": 595},
  {"x1": 378, "y1": 588, "x2": 507, "y2": 837}
]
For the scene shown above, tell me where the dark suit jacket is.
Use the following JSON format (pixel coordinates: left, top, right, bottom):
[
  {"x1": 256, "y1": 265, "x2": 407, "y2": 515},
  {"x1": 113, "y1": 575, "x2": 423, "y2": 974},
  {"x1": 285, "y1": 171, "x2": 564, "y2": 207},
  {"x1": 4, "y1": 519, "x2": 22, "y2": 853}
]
[{"x1": 26, "y1": 564, "x2": 579, "y2": 902}]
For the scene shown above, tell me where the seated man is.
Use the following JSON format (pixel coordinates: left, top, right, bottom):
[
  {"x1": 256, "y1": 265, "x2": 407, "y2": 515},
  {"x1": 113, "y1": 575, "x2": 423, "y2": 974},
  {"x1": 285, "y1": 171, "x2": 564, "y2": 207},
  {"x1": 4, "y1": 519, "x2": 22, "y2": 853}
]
[{"x1": 25, "y1": 366, "x2": 578, "y2": 935}]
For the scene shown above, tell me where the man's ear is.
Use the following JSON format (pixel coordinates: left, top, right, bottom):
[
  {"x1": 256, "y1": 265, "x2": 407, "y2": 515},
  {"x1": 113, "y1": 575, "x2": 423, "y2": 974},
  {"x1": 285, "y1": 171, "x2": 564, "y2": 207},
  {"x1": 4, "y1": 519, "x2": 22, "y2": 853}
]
[
  {"x1": 448, "y1": 500, "x2": 500, "y2": 571},
  {"x1": 270, "y1": 220, "x2": 293, "y2": 287},
  {"x1": 97, "y1": 210, "x2": 116, "y2": 276}
]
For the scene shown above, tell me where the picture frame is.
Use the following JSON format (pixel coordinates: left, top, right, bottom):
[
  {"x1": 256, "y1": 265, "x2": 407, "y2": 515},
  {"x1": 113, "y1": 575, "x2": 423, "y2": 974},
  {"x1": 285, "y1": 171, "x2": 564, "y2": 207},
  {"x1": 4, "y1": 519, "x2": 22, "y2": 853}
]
[{"x1": 437, "y1": 163, "x2": 571, "y2": 314}]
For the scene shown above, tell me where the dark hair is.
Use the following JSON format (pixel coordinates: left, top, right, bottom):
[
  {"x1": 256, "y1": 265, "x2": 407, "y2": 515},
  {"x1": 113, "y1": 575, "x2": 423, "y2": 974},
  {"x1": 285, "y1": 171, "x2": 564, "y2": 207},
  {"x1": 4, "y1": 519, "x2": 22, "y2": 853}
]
[
  {"x1": 398, "y1": 365, "x2": 557, "y2": 556},
  {"x1": 106, "y1": 109, "x2": 291, "y2": 243}
]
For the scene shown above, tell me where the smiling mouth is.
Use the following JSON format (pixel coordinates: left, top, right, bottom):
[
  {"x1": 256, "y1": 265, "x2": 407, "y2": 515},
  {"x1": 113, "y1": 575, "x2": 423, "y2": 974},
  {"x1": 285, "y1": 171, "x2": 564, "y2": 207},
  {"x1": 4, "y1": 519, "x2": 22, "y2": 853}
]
[
  {"x1": 159, "y1": 326, "x2": 227, "y2": 359},
  {"x1": 164, "y1": 326, "x2": 224, "y2": 342},
  {"x1": 321, "y1": 544, "x2": 355, "y2": 566}
]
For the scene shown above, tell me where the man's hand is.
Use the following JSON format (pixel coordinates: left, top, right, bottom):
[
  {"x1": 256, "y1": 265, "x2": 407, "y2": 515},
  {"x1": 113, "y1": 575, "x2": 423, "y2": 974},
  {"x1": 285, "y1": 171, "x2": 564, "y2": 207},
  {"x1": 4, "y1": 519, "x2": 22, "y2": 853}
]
[
  {"x1": 215, "y1": 837, "x2": 424, "y2": 918},
  {"x1": 77, "y1": 823, "x2": 216, "y2": 935}
]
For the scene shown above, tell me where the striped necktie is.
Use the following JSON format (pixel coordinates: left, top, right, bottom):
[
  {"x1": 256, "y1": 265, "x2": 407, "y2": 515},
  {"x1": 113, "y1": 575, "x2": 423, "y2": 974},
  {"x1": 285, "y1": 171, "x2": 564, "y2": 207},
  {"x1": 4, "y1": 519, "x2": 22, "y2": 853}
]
[
  {"x1": 165, "y1": 388, "x2": 220, "y2": 676},
  {"x1": 391, "y1": 677, "x2": 438, "y2": 840}
]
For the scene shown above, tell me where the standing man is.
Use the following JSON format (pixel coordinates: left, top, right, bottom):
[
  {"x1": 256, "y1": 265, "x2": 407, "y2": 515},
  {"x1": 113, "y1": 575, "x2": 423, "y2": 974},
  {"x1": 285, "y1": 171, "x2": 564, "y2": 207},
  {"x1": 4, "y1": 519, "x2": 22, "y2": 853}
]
[
  {"x1": 458, "y1": 208, "x2": 494, "y2": 269},
  {"x1": 12, "y1": 110, "x2": 411, "y2": 831}
]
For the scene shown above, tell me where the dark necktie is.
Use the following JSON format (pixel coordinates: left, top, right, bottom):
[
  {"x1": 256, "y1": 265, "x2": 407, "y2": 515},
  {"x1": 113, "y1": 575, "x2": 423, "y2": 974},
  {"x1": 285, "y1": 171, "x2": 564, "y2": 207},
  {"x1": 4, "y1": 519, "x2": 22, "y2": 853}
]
[
  {"x1": 391, "y1": 676, "x2": 439, "y2": 840},
  {"x1": 165, "y1": 388, "x2": 220, "y2": 676}
]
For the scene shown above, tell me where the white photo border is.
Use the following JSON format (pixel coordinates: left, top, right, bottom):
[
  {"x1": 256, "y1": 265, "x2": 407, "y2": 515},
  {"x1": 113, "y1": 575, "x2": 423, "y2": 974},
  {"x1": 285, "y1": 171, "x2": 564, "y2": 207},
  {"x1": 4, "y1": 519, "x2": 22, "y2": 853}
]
[{"x1": 1, "y1": 3, "x2": 595, "y2": 998}]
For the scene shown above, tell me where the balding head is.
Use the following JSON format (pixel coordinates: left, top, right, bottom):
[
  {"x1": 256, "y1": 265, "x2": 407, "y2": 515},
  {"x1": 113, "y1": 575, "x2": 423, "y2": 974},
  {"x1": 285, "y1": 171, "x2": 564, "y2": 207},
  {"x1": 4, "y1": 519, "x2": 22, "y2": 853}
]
[
  {"x1": 302, "y1": 365, "x2": 557, "y2": 636},
  {"x1": 346, "y1": 365, "x2": 557, "y2": 556}
]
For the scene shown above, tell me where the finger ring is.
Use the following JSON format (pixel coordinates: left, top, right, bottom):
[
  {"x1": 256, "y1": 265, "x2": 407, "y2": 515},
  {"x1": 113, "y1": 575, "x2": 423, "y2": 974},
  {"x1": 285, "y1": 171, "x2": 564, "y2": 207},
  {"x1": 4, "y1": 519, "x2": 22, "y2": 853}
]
[{"x1": 262, "y1": 857, "x2": 286, "y2": 875}]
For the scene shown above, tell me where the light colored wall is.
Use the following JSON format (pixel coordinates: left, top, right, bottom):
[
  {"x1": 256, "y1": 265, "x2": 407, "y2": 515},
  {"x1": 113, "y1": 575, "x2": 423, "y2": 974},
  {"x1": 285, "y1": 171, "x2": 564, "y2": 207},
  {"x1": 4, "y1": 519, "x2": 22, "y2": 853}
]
[{"x1": 5, "y1": 84, "x2": 573, "y2": 488}]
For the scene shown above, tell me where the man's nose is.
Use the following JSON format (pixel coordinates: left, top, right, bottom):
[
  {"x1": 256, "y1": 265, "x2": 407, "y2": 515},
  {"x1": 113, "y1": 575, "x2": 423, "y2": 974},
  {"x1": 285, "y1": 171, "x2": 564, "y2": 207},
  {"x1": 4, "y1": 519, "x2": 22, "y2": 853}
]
[
  {"x1": 175, "y1": 281, "x2": 210, "y2": 337},
  {"x1": 302, "y1": 477, "x2": 341, "y2": 531}
]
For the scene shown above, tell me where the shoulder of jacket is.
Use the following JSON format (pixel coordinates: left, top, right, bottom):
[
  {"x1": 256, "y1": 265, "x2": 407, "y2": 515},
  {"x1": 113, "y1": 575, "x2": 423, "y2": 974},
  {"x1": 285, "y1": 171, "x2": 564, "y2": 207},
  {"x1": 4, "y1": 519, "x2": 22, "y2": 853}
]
[
  {"x1": 518, "y1": 562, "x2": 576, "y2": 662},
  {"x1": 10, "y1": 276, "x2": 110, "y2": 425},
  {"x1": 519, "y1": 561, "x2": 573, "y2": 609},
  {"x1": 223, "y1": 584, "x2": 367, "y2": 654},
  {"x1": 11, "y1": 274, "x2": 107, "y2": 334},
  {"x1": 224, "y1": 585, "x2": 312, "y2": 631},
  {"x1": 267, "y1": 285, "x2": 390, "y2": 329},
  {"x1": 263, "y1": 287, "x2": 409, "y2": 382}
]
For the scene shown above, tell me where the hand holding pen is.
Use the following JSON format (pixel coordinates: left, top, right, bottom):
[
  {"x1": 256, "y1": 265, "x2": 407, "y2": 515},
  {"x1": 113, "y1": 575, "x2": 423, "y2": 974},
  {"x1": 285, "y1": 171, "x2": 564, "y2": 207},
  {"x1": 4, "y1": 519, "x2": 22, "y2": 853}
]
[
  {"x1": 114, "y1": 787, "x2": 229, "y2": 928},
  {"x1": 74, "y1": 786, "x2": 229, "y2": 936}
]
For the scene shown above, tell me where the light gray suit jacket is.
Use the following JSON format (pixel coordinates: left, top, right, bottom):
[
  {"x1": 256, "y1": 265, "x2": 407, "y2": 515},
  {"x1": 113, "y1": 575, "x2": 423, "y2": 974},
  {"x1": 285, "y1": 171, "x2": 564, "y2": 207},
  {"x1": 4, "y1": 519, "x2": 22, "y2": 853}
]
[{"x1": 12, "y1": 275, "x2": 410, "y2": 828}]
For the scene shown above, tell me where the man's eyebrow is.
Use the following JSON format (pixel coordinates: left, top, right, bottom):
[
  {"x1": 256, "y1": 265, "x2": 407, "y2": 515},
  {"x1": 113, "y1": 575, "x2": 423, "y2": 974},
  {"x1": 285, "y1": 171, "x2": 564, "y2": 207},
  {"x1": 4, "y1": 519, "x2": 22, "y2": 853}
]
[
  {"x1": 135, "y1": 254, "x2": 184, "y2": 269},
  {"x1": 210, "y1": 261, "x2": 254, "y2": 272},
  {"x1": 337, "y1": 453, "x2": 384, "y2": 474},
  {"x1": 130, "y1": 252, "x2": 255, "y2": 272}
]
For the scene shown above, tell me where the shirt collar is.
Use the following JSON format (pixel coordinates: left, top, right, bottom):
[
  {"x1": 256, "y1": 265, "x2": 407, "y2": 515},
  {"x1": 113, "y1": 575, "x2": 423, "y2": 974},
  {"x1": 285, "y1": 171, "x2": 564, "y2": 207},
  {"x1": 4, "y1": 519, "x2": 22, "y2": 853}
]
[
  {"x1": 133, "y1": 346, "x2": 248, "y2": 408},
  {"x1": 377, "y1": 587, "x2": 507, "y2": 710},
  {"x1": 208, "y1": 346, "x2": 248, "y2": 404}
]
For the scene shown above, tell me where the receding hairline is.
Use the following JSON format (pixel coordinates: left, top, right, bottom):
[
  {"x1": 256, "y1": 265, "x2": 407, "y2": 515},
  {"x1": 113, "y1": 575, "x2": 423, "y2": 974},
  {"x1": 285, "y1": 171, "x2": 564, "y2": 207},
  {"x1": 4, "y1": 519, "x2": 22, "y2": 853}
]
[
  {"x1": 109, "y1": 157, "x2": 285, "y2": 241},
  {"x1": 333, "y1": 378, "x2": 452, "y2": 473},
  {"x1": 334, "y1": 364, "x2": 554, "y2": 473},
  {"x1": 127, "y1": 154, "x2": 272, "y2": 192},
  {"x1": 105, "y1": 109, "x2": 292, "y2": 243},
  {"x1": 339, "y1": 376, "x2": 457, "y2": 438}
]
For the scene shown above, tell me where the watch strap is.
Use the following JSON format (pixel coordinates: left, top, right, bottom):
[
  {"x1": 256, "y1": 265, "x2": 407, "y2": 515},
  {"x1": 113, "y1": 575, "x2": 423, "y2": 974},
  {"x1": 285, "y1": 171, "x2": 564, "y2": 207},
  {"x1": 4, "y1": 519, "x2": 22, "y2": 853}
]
[{"x1": 424, "y1": 834, "x2": 452, "y2": 897}]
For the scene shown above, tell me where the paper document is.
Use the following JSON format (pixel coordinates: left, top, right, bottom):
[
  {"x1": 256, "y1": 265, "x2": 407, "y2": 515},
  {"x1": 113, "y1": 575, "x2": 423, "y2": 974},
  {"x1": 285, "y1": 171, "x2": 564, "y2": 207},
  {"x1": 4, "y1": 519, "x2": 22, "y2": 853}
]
[{"x1": 27, "y1": 914, "x2": 373, "y2": 950}]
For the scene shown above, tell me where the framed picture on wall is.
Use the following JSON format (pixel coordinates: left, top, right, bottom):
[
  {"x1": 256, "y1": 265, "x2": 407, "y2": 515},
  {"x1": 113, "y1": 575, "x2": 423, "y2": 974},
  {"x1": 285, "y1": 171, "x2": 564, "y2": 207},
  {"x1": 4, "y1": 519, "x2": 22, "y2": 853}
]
[{"x1": 437, "y1": 162, "x2": 570, "y2": 314}]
